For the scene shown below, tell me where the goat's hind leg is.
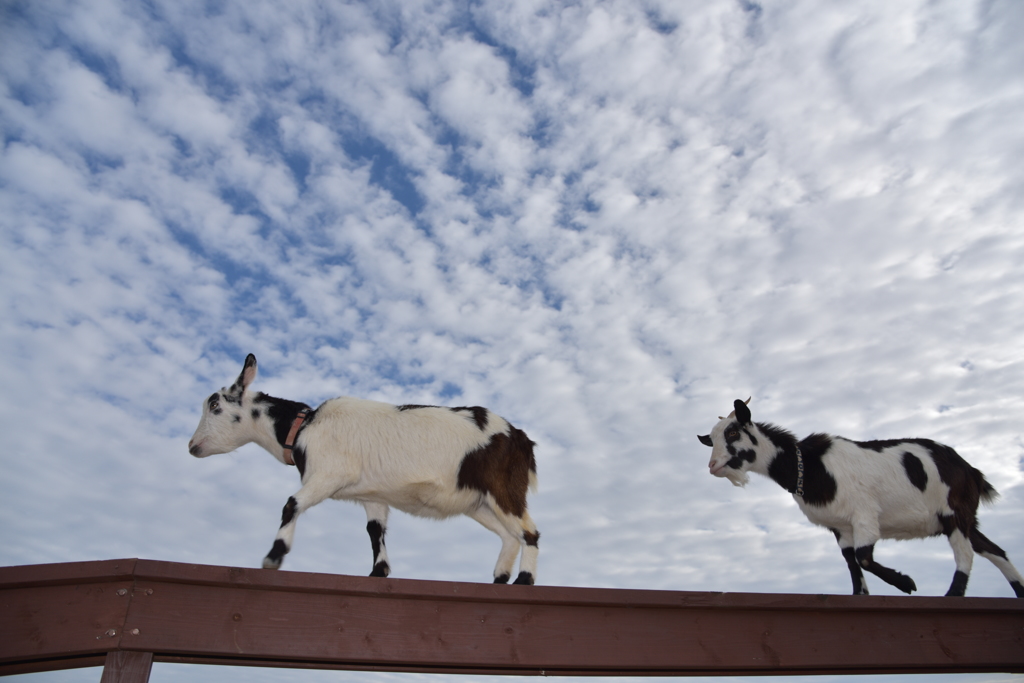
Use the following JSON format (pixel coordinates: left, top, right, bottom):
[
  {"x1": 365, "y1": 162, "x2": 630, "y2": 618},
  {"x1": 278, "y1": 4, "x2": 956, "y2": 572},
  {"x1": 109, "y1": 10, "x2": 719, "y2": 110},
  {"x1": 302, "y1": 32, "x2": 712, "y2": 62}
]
[
  {"x1": 970, "y1": 526, "x2": 1024, "y2": 598},
  {"x1": 467, "y1": 505, "x2": 522, "y2": 584},
  {"x1": 363, "y1": 502, "x2": 391, "y2": 578},
  {"x1": 262, "y1": 482, "x2": 335, "y2": 570},
  {"x1": 487, "y1": 504, "x2": 539, "y2": 585},
  {"x1": 512, "y1": 511, "x2": 540, "y2": 585},
  {"x1": 942, "y1": 517, "x2": 974, "y2": 596}
]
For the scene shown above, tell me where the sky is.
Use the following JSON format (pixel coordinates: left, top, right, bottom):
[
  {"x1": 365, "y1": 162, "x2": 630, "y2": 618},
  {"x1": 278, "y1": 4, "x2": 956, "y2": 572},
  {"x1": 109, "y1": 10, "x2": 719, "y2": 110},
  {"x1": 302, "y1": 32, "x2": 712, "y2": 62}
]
[{"x1": 2, "y1": 0, "x2": 1024, "y2": 682}]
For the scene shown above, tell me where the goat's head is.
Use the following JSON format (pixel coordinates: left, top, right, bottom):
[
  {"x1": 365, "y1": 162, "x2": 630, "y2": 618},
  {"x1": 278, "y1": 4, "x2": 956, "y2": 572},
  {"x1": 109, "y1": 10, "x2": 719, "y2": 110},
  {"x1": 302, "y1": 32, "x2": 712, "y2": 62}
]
[
  {"x1": 697, "y1": 397, "x2": 757, "y2": 487},
  {"x1": 188, "y1": 354, "x2": 259, "y2": 458}
]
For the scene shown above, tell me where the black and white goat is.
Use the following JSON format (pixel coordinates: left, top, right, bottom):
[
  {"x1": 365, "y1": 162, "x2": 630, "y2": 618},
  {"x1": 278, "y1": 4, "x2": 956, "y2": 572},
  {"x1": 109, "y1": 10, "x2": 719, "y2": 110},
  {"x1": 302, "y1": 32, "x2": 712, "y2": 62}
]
[
  {"x1": 698, "y1": 399, "x2": 1024, "y2": 597},
  {"x1": 189, "y1": 354, "x2": 540, "y2": 585}
]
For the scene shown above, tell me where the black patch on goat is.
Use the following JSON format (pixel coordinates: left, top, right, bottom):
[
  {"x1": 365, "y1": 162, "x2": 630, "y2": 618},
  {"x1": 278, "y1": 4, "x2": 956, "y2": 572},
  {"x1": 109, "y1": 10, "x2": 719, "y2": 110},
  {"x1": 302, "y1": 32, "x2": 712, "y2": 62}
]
[
  {"x1": 457, "y1": 426, "x2": 536, "y2": 517},
  {"x1": 724, "y1": 425, "x2": 742, "y2": 444},
  {"x1": 266, "y1": 539, "x2": 287, "y2": 564},
  {"x1": 251, "y1": 408, "x2": 260, "y2": 420},
  {"x1": 451, "y1": 406, "x2": 489, "y2": 430},
  {"x1": 726, "y1": 448, "x2": 756, "y2": 469},
  {"x1": 513, "y1": 571, "x2": 534, "y2": 585},
  {"x1": 793, "y1": 433, "x2": 839, "y2": 506},
  {"x1": 938, "y1": 513, "x2": 955, "y2": 537},
  {"x1": 255, "y1": 393, "x2": 314, "y2": 447},
  {"x1": 280, "y1": 496, "x2": 297, "y2": 528},
  {"x1": 292, "y1": 446, "x2": 307, "y2": 478},
  {"x1": 901, "y1": 452, "x2": 928, "y2": 491},
  {"x1": 367, "y1": 520, "x2": 385, "y2": 560},
  {"x1": 397, "y1": 404, "x2": 488, "y2": 430},
  {"x1": 524, "y1": 530, "x2": 540, "y2": 547},
  {"x1": 839, "y1": 545, "x2": 868, "y2": 595},
  {"x1": 761, "y1": 427, "x2": 838, "y2": 506},
  {"x1": 721, "y1": 422, "x2": 757, "y2": 468},
  {"x1": 947, "y1": 570, "x2": 969, "y2": 597},
  {"x1": 970, "y1": 528, "x2": 1009, "y2": 560}
]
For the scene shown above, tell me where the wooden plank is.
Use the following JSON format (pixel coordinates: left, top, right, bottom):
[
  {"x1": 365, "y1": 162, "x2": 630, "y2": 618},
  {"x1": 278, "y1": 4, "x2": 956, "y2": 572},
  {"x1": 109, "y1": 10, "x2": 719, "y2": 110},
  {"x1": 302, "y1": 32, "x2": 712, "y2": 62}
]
[
  {"x1": 100, "y1": 651, "x2": 153, "y2": 683},
  {"x1": 1, "y1": 558, "x2": 1022, "y2": 676},
  {"x1": 0, "y1": 559, "x2": 136, "y2": 589}
]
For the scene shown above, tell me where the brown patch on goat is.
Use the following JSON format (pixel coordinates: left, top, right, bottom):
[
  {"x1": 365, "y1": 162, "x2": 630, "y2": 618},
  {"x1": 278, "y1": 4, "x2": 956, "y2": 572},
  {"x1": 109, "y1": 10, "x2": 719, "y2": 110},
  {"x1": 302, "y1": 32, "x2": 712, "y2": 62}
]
[{"x1": 457, "y1": 426, "x2": 536, "y2": 517}]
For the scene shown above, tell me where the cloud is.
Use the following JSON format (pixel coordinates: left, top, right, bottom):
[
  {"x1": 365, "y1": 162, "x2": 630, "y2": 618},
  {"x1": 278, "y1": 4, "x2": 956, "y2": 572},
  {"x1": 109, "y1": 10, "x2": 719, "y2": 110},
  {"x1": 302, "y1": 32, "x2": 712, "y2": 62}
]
[{"x1": 3, "y1": 1, "x2": 1024, "y2": 682}]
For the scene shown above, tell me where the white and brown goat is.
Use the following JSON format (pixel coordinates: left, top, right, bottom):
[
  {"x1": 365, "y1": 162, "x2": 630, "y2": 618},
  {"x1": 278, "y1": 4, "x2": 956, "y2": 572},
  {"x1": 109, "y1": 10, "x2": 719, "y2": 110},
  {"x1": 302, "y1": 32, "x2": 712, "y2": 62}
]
[
  {"x1": 189, "y1": 354, "x2": 540, "y2": 584},
  {"x1": 698, "y1": 399, "x2": 1024, "y2": 597}
]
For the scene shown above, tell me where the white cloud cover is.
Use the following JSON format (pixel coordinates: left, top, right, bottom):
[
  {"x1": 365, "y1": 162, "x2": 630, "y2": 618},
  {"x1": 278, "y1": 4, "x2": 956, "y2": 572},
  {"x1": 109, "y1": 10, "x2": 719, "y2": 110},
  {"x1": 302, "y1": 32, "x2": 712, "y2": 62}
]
[{"x1": 3, "y1": 1, "x2": 1024, "y2": 682}]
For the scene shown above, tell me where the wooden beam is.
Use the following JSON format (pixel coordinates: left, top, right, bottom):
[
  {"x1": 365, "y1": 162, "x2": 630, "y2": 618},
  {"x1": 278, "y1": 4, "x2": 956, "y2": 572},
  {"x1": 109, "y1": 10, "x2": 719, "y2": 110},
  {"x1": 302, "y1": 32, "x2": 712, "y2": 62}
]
[
  {"x1": 2, "y1": 559, "x2": 1022, "y2": 677},
  {"x1": 0, "y1": 559, "x2": 136, "y2": 676}
]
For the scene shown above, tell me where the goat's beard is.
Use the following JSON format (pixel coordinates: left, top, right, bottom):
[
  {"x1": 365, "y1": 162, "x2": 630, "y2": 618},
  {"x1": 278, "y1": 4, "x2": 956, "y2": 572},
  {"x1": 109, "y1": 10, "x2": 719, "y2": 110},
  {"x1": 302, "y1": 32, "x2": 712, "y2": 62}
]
[{"x1": 722, "y1": 467, "x2": 750, "y2": 488}]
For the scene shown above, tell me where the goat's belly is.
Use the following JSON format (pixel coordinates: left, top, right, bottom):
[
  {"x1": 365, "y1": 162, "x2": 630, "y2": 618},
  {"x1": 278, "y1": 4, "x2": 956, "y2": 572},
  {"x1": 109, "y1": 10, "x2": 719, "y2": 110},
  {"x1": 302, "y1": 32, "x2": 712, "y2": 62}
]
[
  {"x1": 879, "y1": 514, "x2": 943, "y2": 540},
  {"x1": 801, "y1": 503, "x2": 943, "y2": 540},
  {"x1": 349, "y1": 482, "x2": 481, "y2": 519}
]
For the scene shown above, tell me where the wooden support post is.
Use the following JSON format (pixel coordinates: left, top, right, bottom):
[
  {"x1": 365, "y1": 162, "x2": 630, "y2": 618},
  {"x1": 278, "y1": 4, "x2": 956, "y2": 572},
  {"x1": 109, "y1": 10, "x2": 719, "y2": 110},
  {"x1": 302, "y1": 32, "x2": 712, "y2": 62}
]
[{"x1": 100, "y1": 651, "x2": 153, "y2": 683}]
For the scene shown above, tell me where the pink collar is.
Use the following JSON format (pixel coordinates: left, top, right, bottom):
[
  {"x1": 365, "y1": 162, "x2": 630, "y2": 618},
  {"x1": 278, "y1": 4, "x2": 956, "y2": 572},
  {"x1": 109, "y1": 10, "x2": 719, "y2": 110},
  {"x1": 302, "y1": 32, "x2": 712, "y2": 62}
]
[{"x1": 282, "y1": 409, "x2": 309, "y2": 466}]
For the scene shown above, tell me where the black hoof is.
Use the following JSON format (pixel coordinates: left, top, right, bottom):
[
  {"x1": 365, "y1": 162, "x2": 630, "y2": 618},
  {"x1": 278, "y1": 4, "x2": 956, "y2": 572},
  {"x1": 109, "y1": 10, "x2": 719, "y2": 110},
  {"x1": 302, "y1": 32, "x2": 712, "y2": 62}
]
[
  {"x1": 512, "y1": 571, "x2": 534, "y2": 586},
  {"x1": 1011, "y1": 581, "x2": 1024, "y2": 598},
  {"x1": 945, "y1": 570, "x2": 968, "y2": 597},
  {"x1": 369, "y1": 561, "x2": 390, "y2": 578},
  {"x1": 262, "y1": 539, "x2": 287, "y2": 569},
  {"x1": 895, "y1": 574, "x2": 917, "y2": 595},
  {"x1": 493, "y1": 573, "x2": 510, "y2": 584}
]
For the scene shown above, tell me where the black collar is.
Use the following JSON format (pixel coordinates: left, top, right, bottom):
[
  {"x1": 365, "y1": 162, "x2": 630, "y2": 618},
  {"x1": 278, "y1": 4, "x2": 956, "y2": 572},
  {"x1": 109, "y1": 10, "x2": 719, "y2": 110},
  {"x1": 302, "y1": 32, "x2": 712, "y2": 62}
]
[{"x1": 794, "y1": 444, "x2": 805, "y2": 498}]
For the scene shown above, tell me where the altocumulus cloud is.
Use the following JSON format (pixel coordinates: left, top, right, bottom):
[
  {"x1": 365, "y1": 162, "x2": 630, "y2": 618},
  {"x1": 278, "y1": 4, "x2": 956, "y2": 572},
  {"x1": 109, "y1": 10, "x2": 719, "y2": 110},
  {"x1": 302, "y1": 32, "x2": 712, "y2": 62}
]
[{"x1": 2, "y1": 1, "x2": 1024, "y2": 683}]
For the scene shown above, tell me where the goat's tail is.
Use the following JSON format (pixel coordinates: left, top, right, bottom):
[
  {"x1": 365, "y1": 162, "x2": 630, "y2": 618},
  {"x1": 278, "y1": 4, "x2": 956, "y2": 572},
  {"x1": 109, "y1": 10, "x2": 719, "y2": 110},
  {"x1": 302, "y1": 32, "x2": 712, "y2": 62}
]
[{"x1": 978, "y1": 470, "x2": 999, "y2": 506}]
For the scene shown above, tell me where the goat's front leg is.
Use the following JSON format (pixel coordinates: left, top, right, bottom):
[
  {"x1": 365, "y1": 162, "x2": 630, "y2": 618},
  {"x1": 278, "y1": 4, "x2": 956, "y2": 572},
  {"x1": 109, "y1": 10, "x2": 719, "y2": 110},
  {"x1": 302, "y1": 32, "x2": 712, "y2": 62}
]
[
  {"x1": 363, "y1": 502, "x2": 391, "y2": 577},
  {"x1": 851, "y1": 513, "x2": 916, "y2": 594},
  {"x1": 853, "y1": 544, "x2": 917, "y2": 594},
  {"x1": 262, "y1": 482, "x2": 334, "y2": 570},
  {"x1": 832, "y1": 529, "x2": 868, "y2": 595}
]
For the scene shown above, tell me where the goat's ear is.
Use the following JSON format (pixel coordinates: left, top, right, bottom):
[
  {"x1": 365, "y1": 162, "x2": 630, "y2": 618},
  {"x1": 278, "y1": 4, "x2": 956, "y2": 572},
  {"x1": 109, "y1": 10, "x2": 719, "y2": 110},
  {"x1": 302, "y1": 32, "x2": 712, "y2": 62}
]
[
  {"x1": 734, "y1": 398, "x2": 751, "y2": 425},
  {"x1": 231, "y1": 354, "x2": 258, "y2": 395},
  {"x1": 698, "y1": 434, "x2": 713, "y2": 447}
]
